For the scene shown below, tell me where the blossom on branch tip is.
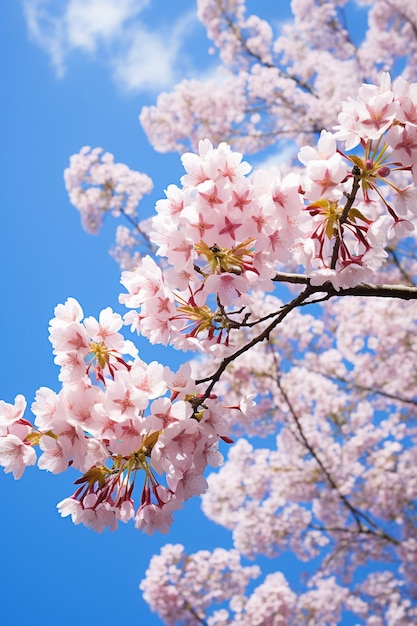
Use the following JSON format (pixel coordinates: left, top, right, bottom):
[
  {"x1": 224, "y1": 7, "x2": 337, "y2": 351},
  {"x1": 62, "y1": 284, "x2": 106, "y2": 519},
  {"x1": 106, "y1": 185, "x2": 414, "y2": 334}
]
[{"x1": 64, "y1": 147, "x2": 153, "y2": 235}]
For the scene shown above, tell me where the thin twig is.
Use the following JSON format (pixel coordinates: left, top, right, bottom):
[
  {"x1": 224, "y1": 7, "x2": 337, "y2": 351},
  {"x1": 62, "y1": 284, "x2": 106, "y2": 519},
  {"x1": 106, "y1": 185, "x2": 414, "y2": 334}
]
[
  {"x1": 182, "y1": 601, "x2": 209, "y2": 626},
  {"x1": 196, "y1": 284, "x2": 315, "y2": 395},
  {"x1": 309, "y1": 369, "x2": 417, "y2": 407}
]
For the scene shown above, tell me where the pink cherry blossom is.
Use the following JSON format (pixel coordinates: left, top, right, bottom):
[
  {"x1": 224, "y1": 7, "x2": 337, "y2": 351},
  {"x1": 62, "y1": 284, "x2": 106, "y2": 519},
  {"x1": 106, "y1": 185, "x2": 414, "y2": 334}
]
[
  {"x1": 0, "y1": 434, "x2": 36, "y2": 479},
  {"x1": 0, "y1": 395, "x2": 27, "y2": 431},
  {"x1": 64, "y1": 146, "x2": 153, "y2": 234}
]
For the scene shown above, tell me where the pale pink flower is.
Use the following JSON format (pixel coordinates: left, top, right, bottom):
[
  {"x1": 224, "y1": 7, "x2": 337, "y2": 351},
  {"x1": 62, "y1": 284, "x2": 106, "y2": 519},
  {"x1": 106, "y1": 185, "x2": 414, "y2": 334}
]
[
  {"x1": 83, "y1": 307, "x2": 124, "y2": 349},
  {"x1": 0, "y1": 434, "x2": 36, "y2": 479},
  {"x1": 31, "y1": 387, "x2": 59, "y2": 430},
  {"x1": 38, "y1": 434, "x2": 70, "y2": 474},
  {"x1": 303, "y1": 153, "x2": 348, "y2": 201},
  {"x1": 163, "y1": 362, "x2": 196, "y2": 399},
  {"x1": 0, "y1": 395, "x2": 27, "y2": 430},
  {"x1": 49, "y1": 297, "x2": 84, "y2": 328},
  {"x1": 135, "y1": 498, "x2": 180, "y2": 535},
  {"x1": 395, "y1": 185, "x2": 417, "y2": 216}
]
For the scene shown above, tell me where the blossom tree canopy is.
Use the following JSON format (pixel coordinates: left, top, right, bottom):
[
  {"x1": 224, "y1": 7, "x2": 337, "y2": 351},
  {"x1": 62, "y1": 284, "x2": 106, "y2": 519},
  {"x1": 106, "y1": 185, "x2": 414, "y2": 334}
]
[{"x1": 3, "y1": 1, "x2": 417, "y2": 624}]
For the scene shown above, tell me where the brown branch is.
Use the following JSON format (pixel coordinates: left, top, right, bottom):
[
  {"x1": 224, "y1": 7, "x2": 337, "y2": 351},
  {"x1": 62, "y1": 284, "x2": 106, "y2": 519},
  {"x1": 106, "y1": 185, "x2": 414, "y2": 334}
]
[
  {"x1": 196, "y1": 276, "x2": 417, "y2": 402},
  {"x1": 276, "y1": 374, "x2": 362, "y2": 533},
  {"x1": 309, "y1": 523, "x2": 397, "y2": 538},
  {"x1": 272, "y1": 272, "x2": 417, "y2": 300},
  {"x1": 331, "y1": 166, "x2": 362, "y2": 269},
  {"x1": 322, "y1": 282, "x2": 417, "y2": 300},
  {"x1": 182, "y1": 600, "x2": 209, "y2": 626},
  {"x1": 309, "y1": 370, "x2": 417, "y2": 408},
  {"x1": 196, "y1": 284, "x2": 315, "y2": 395},
  {"x1": 273, "y1": 271, "x2": 310, "y2": 284}
]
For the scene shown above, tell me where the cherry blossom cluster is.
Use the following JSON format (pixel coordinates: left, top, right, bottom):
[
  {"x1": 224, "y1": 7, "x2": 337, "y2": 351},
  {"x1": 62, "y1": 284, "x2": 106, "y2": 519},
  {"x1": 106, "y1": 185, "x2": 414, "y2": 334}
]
[
  {"x1": 140, "y1": 544, "x2": 261, "y2": 625},
  {"x1": 141, "y1": 543, "x2": 417, "y2": 625},
  {"x1": 108, "y1": 224, "x2": 146, "y2": 270},
  {"x1": 140, "y1": 0, "x2": 358, "y2": 154},
  {"x1": 289, "y1": 72, "x2": 417, "y2": 288},
  {"x1": 9, "y1": 68, "x2": 417, "y2": 539},
  {"x1": 0, "y1": 297, "x2": 231, "y2": 535},
  {"x1": 141, "y1": 1, "x2": 417, "y2": 156},
  {"x1": 64, "y1": 146, "x2": 153, "y2": 234},
  {"x1": 357, "y1": 0, "x2": 417, "y2": 82},
  {"x1": 122, "y1": 76, "x2": 417, "y2": 357},
  {"x1": 120, "y1": 138, "x2": 306, "y2": 352}
]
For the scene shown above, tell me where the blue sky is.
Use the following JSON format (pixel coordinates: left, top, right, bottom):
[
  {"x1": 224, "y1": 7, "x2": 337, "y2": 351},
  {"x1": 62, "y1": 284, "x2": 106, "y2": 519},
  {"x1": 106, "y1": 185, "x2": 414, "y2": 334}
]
[{"x1": 0, "y1": 1, "x2": 372, "y2": 625}]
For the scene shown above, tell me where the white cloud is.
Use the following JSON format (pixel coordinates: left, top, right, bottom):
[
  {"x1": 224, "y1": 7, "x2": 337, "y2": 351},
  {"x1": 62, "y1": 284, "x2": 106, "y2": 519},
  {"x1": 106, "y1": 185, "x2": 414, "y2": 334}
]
[
  {"x1": 111, "y1": 9, "x2": 197, "y2": 92},
  {"x1": 22, "y1": 0, "x2": 199, "y2": 92},
  {"x1": 111, "y1": 27, "x2": 178, "y2": 92},
  {"x1": 65, "y1": 0, "x2": 145, "y2": 51},
  {"x1": 23, "y1": 0, "x2": 68, "y2": 77}
]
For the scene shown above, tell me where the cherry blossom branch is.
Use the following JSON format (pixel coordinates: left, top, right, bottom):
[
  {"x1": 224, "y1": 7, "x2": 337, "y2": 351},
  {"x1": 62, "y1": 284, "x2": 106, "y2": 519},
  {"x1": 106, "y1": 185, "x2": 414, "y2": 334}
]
[
  {"x1": 272, "y1": 272, "x2": 311, "y2": 284},
  {"x1": 182, "y1": 600, "x2": 208, "y2": 626},
  {"x1": 196, "y1": 284, "x2": 315, "y2": 396},
  {"x1": 308, "y1": 524, "x2": 386, "y2": 536},
  {"x1": 118, "y1": 207, "x2": 147, "y2": 237},
  {"x1": 229, "y1": 126, "x2": 321, "y2": 140},
  {"x1": 315, "y1": 282, "x2": 417, "y2": 301},
  {"x1": 196, "y1": 275, "x2": 417, "y2": 400},
  {"x1": 118, "y1": 207, "x2": 158, "y2": 257},
  {"x1": 272, "y1": 272, "x2": 417, "y2": 300},
  {"x1": 273, "y1": 369, "x2": 400, "y2": 546},
  {"x1": 274, "y1": 371, "x2": 363, "y2": 532},
  {"x1": 226, "y1": 275, "x2": 417, "y2": 350},
  {"x1": 308, "y1": 370, "x2": 417, "y2": 407},
  {"x1": 219, "y1": 8, "x2": 316, "y2": 96}
]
